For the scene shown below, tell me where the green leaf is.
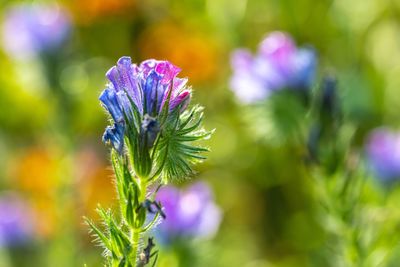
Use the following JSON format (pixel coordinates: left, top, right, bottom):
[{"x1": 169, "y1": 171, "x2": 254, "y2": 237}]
[
  {"x1": 125, "y1": 182, "x2": 139, "y2": 227},
  {"x1": 125, "y1": 190, "x2": 135, "y2": 227},
  {"x1": 84, "y1": 217, "x2": 112, "y2": 251},
  {"x1": 135, "y1": 205, "x2": 146, "y2": 228},
  {"x1": 141, "y1": 212, "x2": 161, "y2": 233},
  {"x1": 111, "y1": 151, "x2": 127, "y2": 203},
  {"x1": 126, "y1": 126, "x2": 152, "y2": 179},
  {"x1": 95, "y1": 207, "x2": 131, "y2": 258},
  {"x1": 123, "y1": 89, "x2": 142, "y2": 134},
  {"x1": 153, "y1": 105, "x2": 212, "y2": 181}
]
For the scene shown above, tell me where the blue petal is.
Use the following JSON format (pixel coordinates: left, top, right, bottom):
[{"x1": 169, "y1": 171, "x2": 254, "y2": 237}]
[
  {"x1": 106, "y1": 57, "x2": 143, "y2": 114},
  {"x1": 102, "y1": 123, "x2": 125, "y2": 154},
  {"x1": 143, "y1": 71, "x2": 162, "y2": 115},
  {"x1": 105, "y1": 66, "x2": 120, "y2": 91},
  {"x1": 116, "y1": 91, "x2": 133, "y2": 122},
  {"x1": 99, "y1": 88, "x2": 124, "y2": 123},
  {"x1": 292, "y1": 48, "x2": 317, "y2": 89}
]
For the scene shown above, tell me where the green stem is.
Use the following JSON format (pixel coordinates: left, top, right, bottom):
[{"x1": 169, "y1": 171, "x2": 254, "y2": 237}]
[
  {"x1": 139, "y1": 178, "x2": 148, "y2": 202},
  {"x1": 131, "y1": 230, "x2": 141, "y2": 265},
  {"x1": 130, "y1": 178, "x2": 148, "y2": 266}
]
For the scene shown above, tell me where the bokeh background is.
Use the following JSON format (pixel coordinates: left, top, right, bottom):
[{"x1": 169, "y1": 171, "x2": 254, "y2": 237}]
[{"x1": 1, "y1": 0, "x2": 400, "y2": 266}]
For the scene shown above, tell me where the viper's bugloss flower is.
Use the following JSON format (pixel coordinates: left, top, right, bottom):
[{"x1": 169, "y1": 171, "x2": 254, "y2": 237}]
[
  {"x1": 91, "y1": 57, "x2": 209, "y2": 266},
  {"x1": 1, "y1": 3, "x2": 71, "y2": 59},
  {"x1": 366, "y1": 128, "x2": 400, "y2": 182},
  {"x1": 100, "y1": 57, "x2": 192, "y2": 154},
  {"x1": 156, "y1": 182, "x2": 222, "y2": 243},
  {"x1": 0, "y1": 193, "x2": 33, "y2": 247},
  {"x1": 230, "y1": 32, "x2": 317, "y2": 103}
]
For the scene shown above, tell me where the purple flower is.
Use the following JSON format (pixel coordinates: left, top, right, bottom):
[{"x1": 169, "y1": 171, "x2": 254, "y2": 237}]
[
  {"x1": 155, "y1": 182, "x2": 222, "y2": 243},
  {"x1": 0, "y1": 193, "x2": 33, "y2": 247},
  {"x1": 1, "y1": 3, "x2": 71, "y2": 59},
  {"x1": 366, "y1": 128, "x2": 400, "y2": 182},
  {"x1": 100, "y1": 57, "x2": 192, "y2": 152},
  {"x1": 230, "y1": 32, "x2": 317, "y2": 103}
]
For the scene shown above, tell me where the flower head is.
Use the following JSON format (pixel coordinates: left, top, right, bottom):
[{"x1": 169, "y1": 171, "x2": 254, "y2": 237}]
[
  {"x1": 90, "y1": 57, "x2": 210, "y2": 266},
  {"x1": 155, "y1": 182, "x2": 222, "y2": 243},
  {"x1": 230, "y1": 32, "x2": 317, "y2": 103},
  {"x1": 2, "y1": 3, "x2": 71, "y2": 59},
  {"x1": 100, "y1": 57, "x2": 192, "y2": 154},
  {"x1": 0, "y1": 193, "x2": 33, "y2": 247},
  {"x1": 366, "y1": 128, "x2": 400, "y2": 182}
]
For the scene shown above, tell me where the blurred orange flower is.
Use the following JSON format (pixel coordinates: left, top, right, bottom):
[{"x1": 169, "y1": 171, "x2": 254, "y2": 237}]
[
  {"x1": 138, "y1": 23, "x2": 220, "y2": 84},
  {"x1": 12, "y1": 147, "x2": 59, "y2": 195},
  {"x1": 68, "y1": 0, "x2": 136, "y2": 24},
  {"x1": 10, "y1": 145, "x2": 116, "y2": 237},
  {"x1": 10, "y1": 146, "x2": 61, "y2": 238}
]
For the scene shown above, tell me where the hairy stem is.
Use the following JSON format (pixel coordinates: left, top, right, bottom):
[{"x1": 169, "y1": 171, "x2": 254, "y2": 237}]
[
  {"x1": 131, "y1": 230, "x2": 141, "y2": 265},
  {"x1": 130, "y1": 177, "x2": 148, "y2": 266}
]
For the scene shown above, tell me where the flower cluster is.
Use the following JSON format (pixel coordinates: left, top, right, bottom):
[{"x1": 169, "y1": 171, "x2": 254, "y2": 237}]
[
  {"x1": 366, "y1": 128, "x2": 400, "y2": 182},
  {"x1": 99, "y1": 57, "x2": 191, "y2": 154},
  {"x1": 230, "y1": 31, "x2": 317, "y2": 103},
  {"x1": 88, "y1": 57, "x2": 211, "y2": 266},
  {"x1": 98, "y1": 57, "x2": 210, "y2": 182},
  {"x1": 2, "y1": 3, "x2": 71, "y2": 59},
  {"x1": 156, "y1": 182, "x2": 222, "y2": 243}
]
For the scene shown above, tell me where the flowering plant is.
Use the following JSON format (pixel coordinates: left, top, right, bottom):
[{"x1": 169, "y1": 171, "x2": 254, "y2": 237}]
[
  {"x1": 229, "y1": 32, "x2": 319, "y2": 145},
  {"x1": 86, "y1": 57, "x2": 212, "y2": 266},
  {"x1": 230, "y1": 31, "x2": 317, "y2": 103},
  {"x1": 229, "y1": 31, "x2": 400, "y2": 266}
]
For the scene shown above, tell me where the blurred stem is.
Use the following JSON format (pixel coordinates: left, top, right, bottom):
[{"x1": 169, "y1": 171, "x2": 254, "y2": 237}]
[{"x1": 339, "y1": 169, "x2": 367, "y2": 266}]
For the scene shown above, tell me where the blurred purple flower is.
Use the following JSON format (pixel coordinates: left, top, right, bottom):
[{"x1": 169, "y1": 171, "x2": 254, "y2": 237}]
[
  {"x1": 366, "y1": 128, "x2": 400, "y2": 182},
  {"x1": 155, "y1": 182, "x2": 222, "y2": 243},
  {"x1": 230, "y1": 32, "x2": 317, "y2": 103},
  {"x1": 0, "y1": 193, "x2": 33, "y2": 247},
  {"x1": 1, "y1": 3, "x2": 71, "y2": 59},
  {"x1": 100, "y1": 57, "x2": 191, "y2": 152}
]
